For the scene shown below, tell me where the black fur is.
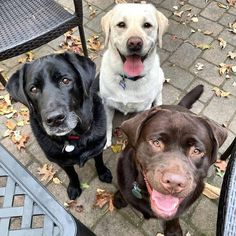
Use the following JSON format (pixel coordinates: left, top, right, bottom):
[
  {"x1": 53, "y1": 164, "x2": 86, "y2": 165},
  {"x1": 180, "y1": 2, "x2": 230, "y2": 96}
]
[{"x1": 7, "y1": 52, "x2": 112, "y2": 199}]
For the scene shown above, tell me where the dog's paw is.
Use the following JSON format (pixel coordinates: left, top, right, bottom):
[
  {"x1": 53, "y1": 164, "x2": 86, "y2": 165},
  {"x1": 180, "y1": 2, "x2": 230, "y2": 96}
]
[
  {"x1": 98, "y1": 168, "x2": 113, "y2": 183},
  {"x1": 113, "y1": 191, "x2": 128, "y2": 209},
  {"x1": 67, "y1": 184, "x2": 82, "y2": 200}
]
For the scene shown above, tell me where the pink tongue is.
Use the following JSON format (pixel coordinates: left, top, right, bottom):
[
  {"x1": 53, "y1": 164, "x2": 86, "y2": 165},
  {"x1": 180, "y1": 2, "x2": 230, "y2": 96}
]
[
  {"x1": 151, "y1": 190, "x2": 180, "y2": 212},
  {"x1": 123, "y1": 55, "x2": 144, "y2": 77}
]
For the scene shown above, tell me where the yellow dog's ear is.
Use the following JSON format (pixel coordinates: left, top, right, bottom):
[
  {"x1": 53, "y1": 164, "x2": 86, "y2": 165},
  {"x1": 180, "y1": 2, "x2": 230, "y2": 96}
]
[
  {"x1": 101, "y1": 10, "x2": 113, "y2": 47},
  {"x1": 155, "y1": 10, "x2": 168, "y2": 48}
]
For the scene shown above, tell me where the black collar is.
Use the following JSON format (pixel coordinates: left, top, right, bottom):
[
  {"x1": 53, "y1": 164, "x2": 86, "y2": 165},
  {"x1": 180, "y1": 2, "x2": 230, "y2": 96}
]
[{"x1": 119, "y1": 74, "x2": 145, "y2": 81}]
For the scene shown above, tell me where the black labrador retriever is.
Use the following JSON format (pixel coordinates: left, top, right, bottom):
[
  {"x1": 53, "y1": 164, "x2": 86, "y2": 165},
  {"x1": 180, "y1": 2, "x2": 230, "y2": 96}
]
[
  {"x1": 113, "y1": 85, "x2": 227, "y2": 235},
  {"x1": 7, "y1": 52, "x2": 112, "y2": 199}
]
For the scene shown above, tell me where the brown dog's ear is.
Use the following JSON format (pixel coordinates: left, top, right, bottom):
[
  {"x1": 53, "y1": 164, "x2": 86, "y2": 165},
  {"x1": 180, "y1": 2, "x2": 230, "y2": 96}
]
[
  {"x1": 101, "y1": 10, "x2": 113, "y2": 47},
  {"x1": 155, "y1": 10, "x2": 168, "y2": 48},
  {"x1": 120, "y1": 107, "x2": 161, "y2": 147},
  {"x1": 62, "y1": 52, "x2": 96, "y2": 96},
  {"x1": 6, "y1": 64, "x2": 34, "y2": 112},
  {"x1": 200, "y1": 116, "x2": 228, "y2": 164}
]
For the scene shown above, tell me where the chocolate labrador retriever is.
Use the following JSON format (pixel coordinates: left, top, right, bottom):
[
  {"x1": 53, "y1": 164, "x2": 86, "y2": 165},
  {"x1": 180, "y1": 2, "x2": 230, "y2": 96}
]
[
  {"x1": 113, "y1": 85, "x2": 227, "y2": 235},
  {"x1": 6, "y1": 52, "x2": 112, "y2": 200}
]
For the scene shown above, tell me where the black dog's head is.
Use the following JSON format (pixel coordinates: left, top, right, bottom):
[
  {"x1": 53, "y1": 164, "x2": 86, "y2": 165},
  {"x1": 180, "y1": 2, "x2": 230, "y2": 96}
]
[{"x1": 7, "y1": 52, "x2": 96, "y2": 136}]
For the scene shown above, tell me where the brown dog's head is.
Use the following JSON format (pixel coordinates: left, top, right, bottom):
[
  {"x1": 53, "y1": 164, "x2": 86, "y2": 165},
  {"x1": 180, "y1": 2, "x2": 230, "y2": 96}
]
[{"x1": 120, "y1": 89, "x2": 227, "y2": 220}]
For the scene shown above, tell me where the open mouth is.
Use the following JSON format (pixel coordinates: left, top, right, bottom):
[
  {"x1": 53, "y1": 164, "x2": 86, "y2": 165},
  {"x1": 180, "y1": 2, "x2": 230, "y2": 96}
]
[
  {"x1": 118, "y1": 50, "x2": 148, "y2": 77},
  {"x1": 144, "y1": 176, "x2": 184, "y2": 220}
]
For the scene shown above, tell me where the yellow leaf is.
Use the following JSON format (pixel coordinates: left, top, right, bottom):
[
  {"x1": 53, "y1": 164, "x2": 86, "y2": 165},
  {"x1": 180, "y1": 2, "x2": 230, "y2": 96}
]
[
  {"x1": 53, "y1": 177, "x2": 62, "y2": 185},
  {"x1": 111, "y1": 144, "x2": 122, "y2": 153},
  {"x1": 195, "y1": 43, "x2": 212, "y2": 50},
  {"x1": 217, "y1": 3, "x2": 229, "y2": 9},
  {"x1": 202, "y1": 182, "x2": 221, "y2": 199},
  {"x1": 6, "y1": 119, "x2": 16, "y2": 130}
]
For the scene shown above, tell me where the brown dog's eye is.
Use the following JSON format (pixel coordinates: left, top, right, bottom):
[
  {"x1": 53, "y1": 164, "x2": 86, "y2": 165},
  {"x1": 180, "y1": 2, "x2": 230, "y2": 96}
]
[
  {"x1": 149, "y1": 139, "x2": 164, "y2": 151},
  {"x1": 30, "y1": 86, "x2": 39, "y2": 94},
  {"x1": 117, "y1": 22, "x2": 126, "y2": 28},
  {"x1": 143, "y1": 22, "x2": 152, "y2": 28},
  {"x1": 61, "y1": 78, "x2": 71, "y2": 85},
  {"x1": 189, "y1": 146, "x2": 204, "y2": 158}
]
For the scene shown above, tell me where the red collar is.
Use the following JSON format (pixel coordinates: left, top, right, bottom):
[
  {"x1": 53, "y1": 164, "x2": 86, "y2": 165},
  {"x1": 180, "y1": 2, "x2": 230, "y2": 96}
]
[{"x1": 68, "y1": 135, "x2": 80, "y2": 140}]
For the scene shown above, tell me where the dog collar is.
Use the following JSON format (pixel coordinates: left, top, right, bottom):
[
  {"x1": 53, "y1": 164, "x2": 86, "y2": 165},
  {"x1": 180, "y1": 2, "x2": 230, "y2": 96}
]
[
  {"x1": 62, "y1": 135, "x2": 80, "y2": 153},
  {"x1": 119, "y1": 74, "x2": 145, "y2": 90}
]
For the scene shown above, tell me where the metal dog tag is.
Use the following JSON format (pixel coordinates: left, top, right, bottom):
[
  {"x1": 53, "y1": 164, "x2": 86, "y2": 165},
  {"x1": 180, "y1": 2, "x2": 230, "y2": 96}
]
[
  {"x1": 132, "y1": 182, "x2": 142, "y2": 199},
  {"x1": 63, "y1": 141, "x2": 75, "y2": 153}
]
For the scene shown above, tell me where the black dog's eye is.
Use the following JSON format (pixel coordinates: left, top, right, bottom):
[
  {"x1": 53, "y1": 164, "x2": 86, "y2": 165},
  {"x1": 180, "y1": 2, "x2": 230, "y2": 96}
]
[
  {"x1": 143, "y1": 22, "x2": 152, "y2": 28},
  {"x1": 30, "y1": 86, "x2": 39, "y2": 94},
  {"x1": 61, "y1": 78, "x2": 71, "y2": 85},
  {"x1": 117, "y1": 22, "x2": 126, "y2": 28}
]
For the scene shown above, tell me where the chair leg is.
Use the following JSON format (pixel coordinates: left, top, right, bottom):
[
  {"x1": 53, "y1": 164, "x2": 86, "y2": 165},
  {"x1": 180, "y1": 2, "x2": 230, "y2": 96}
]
[
  {"x1": 0, "y1": 73, "x2": 7, "y2": 87},
  {"x1": 78, "y1": 25, "x2": 88, "y2": 57},
  {"x1": 221, "y1": 137, "x2": 236, "y2": 161}
]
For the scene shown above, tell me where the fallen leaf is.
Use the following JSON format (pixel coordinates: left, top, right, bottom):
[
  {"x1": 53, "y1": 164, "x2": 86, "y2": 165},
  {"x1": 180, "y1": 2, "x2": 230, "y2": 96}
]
[
  {"x1": 53, "y1": 177, "x2": 62, "y2": 185},
  {"x1": 115, "y1": 0, "x2": 127, "y2": 3},
  {"x1": 218, "y1": 37, "x2": 227, "y2": 49},
  {"x1": 228, "y1": 22, "x2": 236, "y2": 34},
  {"x1": 218, "y1": 63, "x2": 232, "y2": 76},
  {"x1": 202, "y1": 182, "x2": 221, "y2": 199},
  {"x1": 195, "y1": 43, "x2": 212, "y2": 50},
  {"x1": 227, "y1": 0, "x2": 236, "y2": 6},
  {"x1": 37, "y1": 164, "x2": 56, "y2": 183},
  {"x1": 227, "y1": 51, "x2": 236, "y2": 59},
  {"x1": 232, "y1": 65, "x2": 236, "y2": 73},
  {"x1": 156, "y1": 234, "x2": 164, "y2": 236},
  {"x1": 214, "y1": 160, "x2": 227, "y2": 172},
  {"x1": 111, "y1": 144, "x2": 122, "y2": 153},
  {"x1": 191, "y1": 16, "x2": 199, "y2": 23},
  {"x1": 173, "y1": 10, "x2": 184, "y2": 17},
  {"x1": 80, "y1": 182, "x2": 90, "y2": 189},
  {"x1": 186, "y1": 232, "x2": 191, "y2": 236},
  {"x1": 217, "y1": 2, "x2": 229, "y2": 9},
  {"x1": 18, "y1": 51, "x2": 34, "y2": 63},
  {"x1": 195, "y1": 62, "x2": 204, "y2": 71},
  {"x1": 74, "y1": 205, "x2": 84, "y2": 213},
  {"x1": 94, "y1": 188, "x2": 114, "y2": 213},
  {"x1": 165, "y1": 78, "x2": 171, "y2": 83},
  {"x1": 16, "y1": 134, "x2": 29, "y2": 150},
  {"x1": 203, "y1": 30, "x2": 213, "y2": 35},
  {"x1": 6, "y1": 119, "x2": 16, "y2": 130},
  {"x1": 212, "y1": 87, "x2": 230, "y2": 97},
  {"x1": 216, "y1": 167, "x2": 225, "y2": 178},
  {"x1": 64, "y1": 200, "x2": 77, "y2": 208},
  {"x1": 87, "y1": 35, "x2": 104, "y2": 52}
]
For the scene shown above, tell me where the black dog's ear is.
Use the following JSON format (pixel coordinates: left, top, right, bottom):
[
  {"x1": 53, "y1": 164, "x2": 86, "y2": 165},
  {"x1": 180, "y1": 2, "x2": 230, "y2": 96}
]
[
  {"x1": 62, "y1": 52, "x2": 96, "y2": 96},
  {"x1": 6, "y1": 64, "x2": 33, "y2": 111},
  {"x1": 120, "y1": 107, "x2": 163, "y2": 147}
]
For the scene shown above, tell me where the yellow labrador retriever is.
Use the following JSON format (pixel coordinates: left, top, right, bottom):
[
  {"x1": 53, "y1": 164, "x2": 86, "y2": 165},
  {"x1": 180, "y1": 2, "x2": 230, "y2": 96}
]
[{"x1": 99, "y1": 3, "x2": 168, "y2": 148}]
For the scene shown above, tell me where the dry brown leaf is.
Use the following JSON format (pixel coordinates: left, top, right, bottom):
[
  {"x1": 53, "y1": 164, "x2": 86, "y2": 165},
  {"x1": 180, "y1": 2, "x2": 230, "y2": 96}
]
[
  {"x1": 16, "y1": 134, "x2": 29, "y2": 150},
  {"x1": 202, "y1": 182, "x2": 221, "y2": 199},
  {"x1": 173, "y1": 11, "x2": 184, "y2": 17},
  {"x1": 228, "y1": 51, "x2": 236, "y2": 59},
  {"x1": 212, "y1": 87, "x2": 230, "y2": 97},
  {"x1": 228, "y1": 22, "x2": 236, "y2": 34},
  {"x1": 214, "y1": 160, "x2": 227, "y2": 172},
  {"x1": 217, "y1": 2, "x2": 229, "y2": 9},
  {"x1": 195, "y1": 43, "x2": 212, "y2": 50},
  {"x1": 203, "y1": 30, "x2": 213, "y2": 35},
  {"x1": 6, "y1": 119, "x2": 16, "y2": 130},
  {"x1": 18, "y1": 51, "x2": 34, "y2": 64},
  {"x1": 227, "y1": 0, "x2": 236, "y2": 6},
  {"x1": 218, "y1": 37, "x2": 227, "y2": 49},
  {"x1": 94, "y1": 188, "x2": 114, "y2": 213},
  {"x1": 37, "y1": 164, "x2": 56, "y2": 183},
  {"x1": 218, "y1": 63, "x2": 232, "y2": 75},
  {"x1": 87, "y1": 35, "x2": 104, "y2": 52}
]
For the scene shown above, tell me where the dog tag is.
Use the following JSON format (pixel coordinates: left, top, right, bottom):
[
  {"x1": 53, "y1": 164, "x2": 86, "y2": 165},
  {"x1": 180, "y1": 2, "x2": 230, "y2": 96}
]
[
  {"x1": 132, "y1": 182, "x2": 142, "y2": 199},
  {"x1": 63, "y1": 141, "x2": 75, "y2": 153}
]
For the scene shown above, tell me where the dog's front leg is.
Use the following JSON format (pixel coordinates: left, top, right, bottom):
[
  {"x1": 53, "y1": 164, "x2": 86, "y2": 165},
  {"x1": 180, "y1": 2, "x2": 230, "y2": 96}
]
[
  {"x1": 104, "y1": 106, "x2": 115, "y2": 149},
  {"x1": 163, "y1": 218, "x2": 183, "y2": 236},
  {"x1": 94, "y1": 153, "x2": 112, "y2": 183},
  {"x1": 59, "y1": 165, "x2": 82, "y2": 200}
]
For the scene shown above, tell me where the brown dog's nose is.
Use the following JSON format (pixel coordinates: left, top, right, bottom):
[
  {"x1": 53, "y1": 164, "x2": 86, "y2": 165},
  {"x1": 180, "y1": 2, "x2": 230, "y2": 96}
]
[
  {"x1": 127, "y1": 37, "x2": 143, "y2": 52},
  {"x1": 161, "y1": 172, "x2": 187, "y2": 194}
]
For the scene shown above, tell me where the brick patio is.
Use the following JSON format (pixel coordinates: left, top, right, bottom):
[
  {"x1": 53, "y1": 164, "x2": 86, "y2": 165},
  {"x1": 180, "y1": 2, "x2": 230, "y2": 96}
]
[{"x1": 0, "y1": 0, "x2": 236, "y2": 235}]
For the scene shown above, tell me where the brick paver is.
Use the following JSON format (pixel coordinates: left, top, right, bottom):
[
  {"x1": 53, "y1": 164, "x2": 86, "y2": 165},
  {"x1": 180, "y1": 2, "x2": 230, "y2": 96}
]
[{"x1": 1, "y1": 0, "x2": 236, "y2": 235}]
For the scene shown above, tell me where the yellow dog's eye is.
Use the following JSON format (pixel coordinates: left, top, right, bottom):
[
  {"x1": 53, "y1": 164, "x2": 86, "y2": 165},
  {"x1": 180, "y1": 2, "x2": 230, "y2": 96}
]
[
  {"x1": 117, "y1": 22, "x2": 126, "y2": 28},
  {"x1": 143, "y1": 22, "x2": 152, "y2": 28}
]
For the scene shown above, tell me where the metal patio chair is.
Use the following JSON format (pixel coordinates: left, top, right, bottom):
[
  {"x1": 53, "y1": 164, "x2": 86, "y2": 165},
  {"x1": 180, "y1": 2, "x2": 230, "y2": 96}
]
[{"x1": 0, "y1": 0, "x2": 88, "y2": 87}]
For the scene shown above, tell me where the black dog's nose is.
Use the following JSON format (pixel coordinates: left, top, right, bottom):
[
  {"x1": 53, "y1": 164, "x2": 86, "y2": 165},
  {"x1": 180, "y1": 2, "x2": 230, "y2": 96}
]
[
  {"x1": 45, "y1": 112, "x2": 66, "y2": 127},
  {"x1": 161, "y1": 172, "x2": 187, "y2": 194},
  {"x1": 127, "y1": 37, "x2": 143, "y2": 52}
]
